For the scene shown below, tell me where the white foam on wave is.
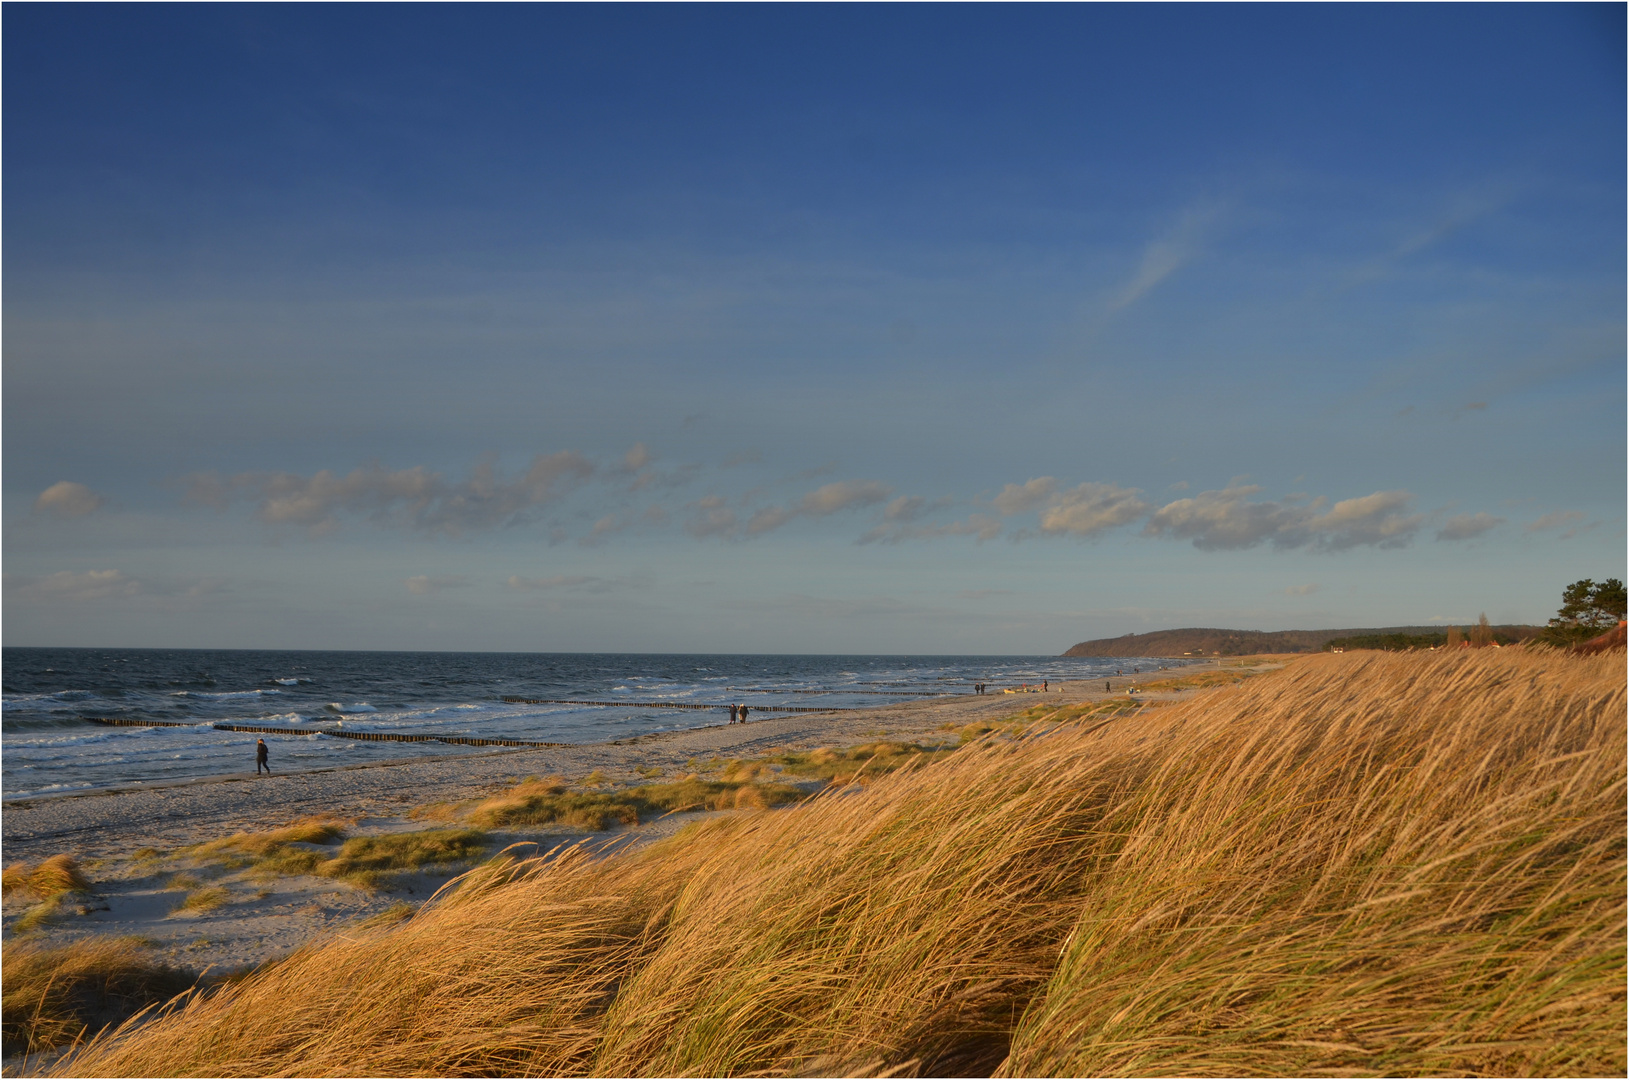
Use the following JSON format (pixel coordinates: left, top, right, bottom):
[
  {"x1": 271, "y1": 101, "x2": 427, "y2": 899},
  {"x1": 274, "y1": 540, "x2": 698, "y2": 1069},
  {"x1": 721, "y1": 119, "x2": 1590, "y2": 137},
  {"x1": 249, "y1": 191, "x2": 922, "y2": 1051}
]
[
  {"x1": 173, "y1": 688, "x2": 279, "y2": 700},
  {"x1": 274, "y1": 678, "x2": 301, "y2": 686}
]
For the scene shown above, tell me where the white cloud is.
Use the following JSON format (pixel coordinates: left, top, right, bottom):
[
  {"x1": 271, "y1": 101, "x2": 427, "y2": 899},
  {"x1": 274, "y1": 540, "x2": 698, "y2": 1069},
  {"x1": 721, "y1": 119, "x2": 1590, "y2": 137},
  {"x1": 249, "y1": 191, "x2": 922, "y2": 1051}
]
[
  {"x1": 691, "y1": 480, "x2": 892, "y2": 540},
  {"x1": 1107, "y1": 201, "x2": 1222, "y2": 312},
  {"x1": 1284, "y1": 583, "x2": 1320, "y2": 596},
  {"x1": 881, "y1": 495, "x2": 928, "y2": 523},
  {"x1": 35, "y1": 481, "x2": 105, "y2": 518},
  {"x1": 1526, "y1": 510, "x2": 1588, "y2": 538},
  {"x1": 797, "y1": 480, "x2": 892, "y2": 517},
  {"x1": 185, "y1": 452, "x2": 596, "y2": 536},
  {"x1": 685, "y1": 495, "x2": 739, "y2": 539},
  {"x1": 1435, "y1": 512, "x2": 1505, "y2": 542},
  {"x1": 1144, "y1": 485, "x2": 1423, "y2": 551},
  {"x1": 406, "y1": 575, "x2": 472, "y2": 595},
  {"x1": 8, "y1": 569, "x2": 141, "y2": 601},
  {"x1": 505, "y1": 574, "x2": 602, "y2": 591},
  {"x1": 993, "y1": 477, "x2": 1056, "y2": 515},
  {"x1": 4, "y1": 570, "x2": 228, "y2": 602},
  {"x1": 1038, "y1": 483, "x2": 1150, "y2": 538}
]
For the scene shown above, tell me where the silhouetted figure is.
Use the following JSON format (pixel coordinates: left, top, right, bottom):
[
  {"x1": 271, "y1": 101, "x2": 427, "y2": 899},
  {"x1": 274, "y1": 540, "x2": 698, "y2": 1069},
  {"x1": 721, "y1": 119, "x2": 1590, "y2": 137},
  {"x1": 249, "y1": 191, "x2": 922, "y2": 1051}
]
[
  {"x1": 256, "y1": 738, "x2": 270, "y2": 775},
  {"x1": 1105, "y1": 681, "x2": 1111, "y2": 692},
  {"x1": 1043, "y1": 680, "x2": 1048, "y2": 692},
  {"x1": 728, "y1": 705, "x2": 737, "y2": 724},
  {"x1": 739, "y1": 704, "x2": 750, "y2": 722}
]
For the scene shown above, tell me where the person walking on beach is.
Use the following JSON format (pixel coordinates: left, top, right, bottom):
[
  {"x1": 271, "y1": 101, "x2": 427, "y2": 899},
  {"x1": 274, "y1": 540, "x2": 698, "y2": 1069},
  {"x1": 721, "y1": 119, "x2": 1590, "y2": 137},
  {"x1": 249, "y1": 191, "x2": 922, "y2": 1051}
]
[
  {"x1": 728, "y1": 704, "x2": 737, "y2": 724},
  {"x1": 255, "y1": 738, "x2": 270, "y2": 775},
  {"x1": 739, "y1": 704, "x2": 750, "y2": 722},
  {"x1": 1043, "y1": 680, "x2": 1048, "y2": 692}
]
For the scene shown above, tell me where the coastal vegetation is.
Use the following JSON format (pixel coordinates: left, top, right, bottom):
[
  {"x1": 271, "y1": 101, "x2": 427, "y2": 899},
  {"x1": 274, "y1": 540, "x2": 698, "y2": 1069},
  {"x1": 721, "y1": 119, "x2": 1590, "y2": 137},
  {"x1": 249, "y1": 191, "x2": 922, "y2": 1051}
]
[
  {"x1": 42, "y1": 646, "x2": 1624, "y2": 1077},
  {"x1": 4, "y1": 856, "x2": 95, "y2": 935},
  {"x1": 1066, "y1": 623, "x2": 1544, "y2": 656},
  {"x1": 1, "y1": 937, "x2": 197, "y2": 1059},
  {"x1": 1539, "y1": 577, "x2": 1627, "y2": 646}
]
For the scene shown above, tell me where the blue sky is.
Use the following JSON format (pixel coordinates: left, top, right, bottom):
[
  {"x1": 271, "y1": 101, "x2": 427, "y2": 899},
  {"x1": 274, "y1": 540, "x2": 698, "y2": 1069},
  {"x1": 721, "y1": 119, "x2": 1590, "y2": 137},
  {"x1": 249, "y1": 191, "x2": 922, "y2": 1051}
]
[{"x1": 5, "y1": 4, "x2": 1624, "y2": 653}]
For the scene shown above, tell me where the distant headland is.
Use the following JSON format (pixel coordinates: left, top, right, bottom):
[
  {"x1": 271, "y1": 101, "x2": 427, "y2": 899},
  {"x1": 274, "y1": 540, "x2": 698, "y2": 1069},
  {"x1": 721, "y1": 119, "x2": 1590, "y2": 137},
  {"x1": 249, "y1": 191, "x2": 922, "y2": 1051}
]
[{"x1": 1063, "y1": 624, "x2": 1545, "y2": 657}]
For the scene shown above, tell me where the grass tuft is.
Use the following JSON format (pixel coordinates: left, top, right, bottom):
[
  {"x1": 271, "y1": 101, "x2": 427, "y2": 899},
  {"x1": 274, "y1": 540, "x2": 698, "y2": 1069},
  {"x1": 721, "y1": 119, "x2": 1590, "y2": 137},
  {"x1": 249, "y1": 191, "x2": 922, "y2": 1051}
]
[
  {"x1": 315, "y1": 829, "x2": 489, "y2": 889},
  {"x1": 356, "y1": 902, "x2": 417, "y2": 928},
  {"x1": 174, "y1": 887, "x2": 229, "y2": 914},
  {"x1": 49, "y1": 649, "x2": 1627, "y2": 1078},
  {"x1": 769, "y1": 740, "x2": 953, "y2": 782},
  {"x1": 3, "y1": 854, "x2": 91, "y2": 902},
  {"x1": 189, "y1": 815, "x2": 348, "y2": 860},
  {"x1": 1, "y1": 937, "x2": 197, "y2": 1058},
  {"x1": 466, "y1": 775, "x2": 805, "y2": 831}
]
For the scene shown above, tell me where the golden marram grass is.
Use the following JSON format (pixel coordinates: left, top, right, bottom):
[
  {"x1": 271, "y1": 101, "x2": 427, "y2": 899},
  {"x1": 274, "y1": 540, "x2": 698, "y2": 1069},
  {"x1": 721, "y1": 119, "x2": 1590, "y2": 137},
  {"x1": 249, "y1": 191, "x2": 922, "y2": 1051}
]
[{"x1": 44, "y1": 647, "x2": 1627, "y2": 1077}]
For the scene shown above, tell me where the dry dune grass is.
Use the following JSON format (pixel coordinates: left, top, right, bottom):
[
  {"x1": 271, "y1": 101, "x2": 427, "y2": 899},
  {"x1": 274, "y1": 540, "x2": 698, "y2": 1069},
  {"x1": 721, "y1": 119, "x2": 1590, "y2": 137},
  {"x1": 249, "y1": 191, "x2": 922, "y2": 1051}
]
[
  {"x1": 2, "y1": 938, "x2": 195, "y2": 1059},
  {"x1": 47, "y1": 648, "x2": 1626, "y2": 1077},
  {"x1": 189, "y1": 816, "x2": 350, "y2": 860},
  {"x1": 2, "y1": 855, "x2": 90, "y2": 903}
]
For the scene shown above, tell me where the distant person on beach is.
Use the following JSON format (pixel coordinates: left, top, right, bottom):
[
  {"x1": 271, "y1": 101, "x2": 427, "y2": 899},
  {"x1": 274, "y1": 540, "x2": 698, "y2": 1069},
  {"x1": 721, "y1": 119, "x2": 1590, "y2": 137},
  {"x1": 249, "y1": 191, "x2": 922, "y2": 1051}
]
[
  {"x1": 728, "y1": 705, "x2": 738, "y2": 723},
  {"x1": 739, "y1": 704, "x2": 750, "y2": 722},
  {"x1": 1105, "y1": 681, "x2": 1111, "y2": 692},
  {"x1": 255, "y1": 738, "x2": 270, "y2": 775},
  {"x1": 1043, "y1": 680, "x2": 1048, "y2": 692}
]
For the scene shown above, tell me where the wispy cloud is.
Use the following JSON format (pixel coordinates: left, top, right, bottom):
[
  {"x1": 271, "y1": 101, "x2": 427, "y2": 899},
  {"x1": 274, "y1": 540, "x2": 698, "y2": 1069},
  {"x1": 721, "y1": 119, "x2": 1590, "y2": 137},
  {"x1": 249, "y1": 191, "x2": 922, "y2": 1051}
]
[
  {"x1": 1436, "y1": 512, "x2": 1504, "y2": 542},
  {"x1": 35, "y1": 481, "x2": 105, "y2": 518},
  {"x1": 406, "y1": 574, "x2": 472, "y2": 595},
  {"x1": 1037, "y1": 483, "x2": 1150, "y2": 538},
  {"x1": 186, "y1": 452, "x2": 595, "y2": 536},
  {"x1": 993, "y1": 477, "x2": 1056, "y2": 515},
  {"x1": 691, "y1": 480, "x2": 893, "y2": 540},
  {"x1": 859, "y1": 512, "x2": 1002, "y2": 545},
  {"x1": 5, "y1": 569, "x2": 228, "y2": 602},
  {"x1": 505, "y1": 574, "x2": 610, "y2": 593},
  {"x1": 685, "y1": 495, "x2": 739, "y2": 539},
  {"x1": 1144, "y1": 485, "x2": 1423, "y2": 551},
  {"x1": 1107, "y1": 201, "x2": 1223, "y2": 312},
  {"x1": 1347, "y1": 186, "x2": 1515, "y2": 288},
  {"x1": 1284, "y1": 583, "x2": 1320, "y2": 596},
  {"x1": 1526, "y1": 510, "x2": 1593, "y2": 540}
]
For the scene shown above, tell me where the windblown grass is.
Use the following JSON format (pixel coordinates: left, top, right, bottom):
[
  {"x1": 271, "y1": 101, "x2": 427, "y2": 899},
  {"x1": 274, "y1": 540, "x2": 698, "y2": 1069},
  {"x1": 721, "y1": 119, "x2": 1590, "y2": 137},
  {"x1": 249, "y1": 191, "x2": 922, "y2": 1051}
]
[
  {"x1": 1, "y1": 938, "x2": 196, "y2": 1058},
  {"x1": 189, "y1": 815, "x2": 348, "y2": 861},
  {"x1": 2, "y1": 855, "x2": 90, "y2": 902},
  {"x1": 466, "y1": 775, "x2": 804, "y2": 830},
  {"x1": 315, "y1": 829, "x2": 489, "y2": 888},
  {"x1": 172, "y1": 887, "x2": 229, "y2": 915},
  {"x1": 6, "y1": 855, "x2": 95, "y2": 934},
  {"x1": 51, "y1": 649, "x2": 1626, "y2": 1077}
]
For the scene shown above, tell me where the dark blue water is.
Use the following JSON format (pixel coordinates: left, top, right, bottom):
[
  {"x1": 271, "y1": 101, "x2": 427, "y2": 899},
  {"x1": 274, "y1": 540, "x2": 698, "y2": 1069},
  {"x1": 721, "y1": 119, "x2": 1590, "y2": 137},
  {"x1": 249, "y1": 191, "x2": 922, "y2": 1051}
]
[{"x1": 2, "y1": 648, "x2": 1178, "y2": 799}]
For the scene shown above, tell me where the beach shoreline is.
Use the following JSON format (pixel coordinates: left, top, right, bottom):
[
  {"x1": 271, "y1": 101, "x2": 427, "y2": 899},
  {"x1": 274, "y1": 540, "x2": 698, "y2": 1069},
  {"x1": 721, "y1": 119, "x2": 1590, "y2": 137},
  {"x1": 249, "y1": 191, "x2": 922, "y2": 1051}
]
[{"x1": 1, "y1": 664, "x2": 1237, "y2": 978}]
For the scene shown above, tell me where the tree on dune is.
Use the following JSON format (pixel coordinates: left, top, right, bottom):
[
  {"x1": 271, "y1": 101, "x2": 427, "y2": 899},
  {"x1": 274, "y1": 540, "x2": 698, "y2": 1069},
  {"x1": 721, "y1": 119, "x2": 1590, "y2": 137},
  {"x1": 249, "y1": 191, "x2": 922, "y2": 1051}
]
[{"x1": 1544, "y1": 578, "x2": 1627, "y2": 644}]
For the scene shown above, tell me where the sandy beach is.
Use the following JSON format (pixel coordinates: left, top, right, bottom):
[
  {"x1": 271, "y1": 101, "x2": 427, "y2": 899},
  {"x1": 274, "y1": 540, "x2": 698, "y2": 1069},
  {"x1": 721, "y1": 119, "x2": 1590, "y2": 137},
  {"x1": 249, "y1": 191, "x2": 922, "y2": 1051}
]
[{"x1": 2, "y1": 668, "x2": 1217, "y2": 976}]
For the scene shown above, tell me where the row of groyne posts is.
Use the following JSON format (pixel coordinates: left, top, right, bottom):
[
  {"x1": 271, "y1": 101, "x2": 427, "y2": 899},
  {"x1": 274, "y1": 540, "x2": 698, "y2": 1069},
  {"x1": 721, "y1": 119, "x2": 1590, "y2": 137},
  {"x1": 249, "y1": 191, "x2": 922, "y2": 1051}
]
[{"x1": 80, "y1": 689, "x2": 924, "y2": 747}]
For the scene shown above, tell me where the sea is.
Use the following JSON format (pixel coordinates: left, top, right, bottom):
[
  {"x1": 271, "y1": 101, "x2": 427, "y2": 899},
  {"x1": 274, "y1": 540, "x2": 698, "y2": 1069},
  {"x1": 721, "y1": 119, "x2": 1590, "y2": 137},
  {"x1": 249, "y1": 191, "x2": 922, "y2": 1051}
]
[{"x1": 1, "y1": 648, "x2": 1183, "y2": 801}]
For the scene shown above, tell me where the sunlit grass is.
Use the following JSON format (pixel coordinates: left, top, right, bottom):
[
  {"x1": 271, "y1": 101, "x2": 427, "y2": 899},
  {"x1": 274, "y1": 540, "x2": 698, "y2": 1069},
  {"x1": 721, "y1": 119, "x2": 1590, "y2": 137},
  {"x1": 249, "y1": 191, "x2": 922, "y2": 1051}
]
[
  {"x1": 173, "y1": 887, "x2": 229, "y2": 914},
  {"x1": 54, "y1": 648, "x2": 1626, "y2": 1077},
  {"x1": 3, "y1": 854, "x2": 91, "y2": 902}
]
